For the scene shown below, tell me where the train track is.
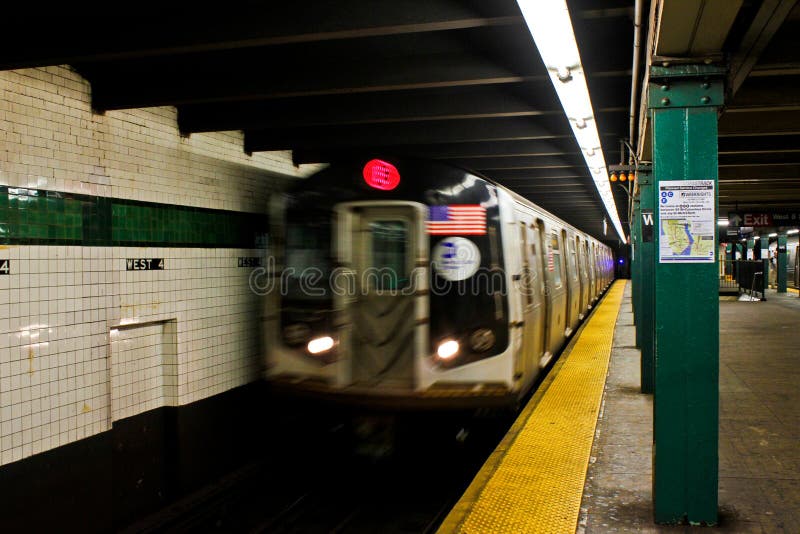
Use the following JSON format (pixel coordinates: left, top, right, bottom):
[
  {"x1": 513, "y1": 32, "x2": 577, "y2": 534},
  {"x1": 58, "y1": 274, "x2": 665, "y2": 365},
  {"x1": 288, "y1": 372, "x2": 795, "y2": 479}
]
[{"x1": 123, "y1": 411, "x2": 510, "y2": 533}]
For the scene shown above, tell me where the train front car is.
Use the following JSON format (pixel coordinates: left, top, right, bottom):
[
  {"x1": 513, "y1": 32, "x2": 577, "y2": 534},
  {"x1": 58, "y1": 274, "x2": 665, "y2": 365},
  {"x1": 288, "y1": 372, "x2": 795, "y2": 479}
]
[{"x1": 264, "y1": 158, "x2": 520, "y2": 409}]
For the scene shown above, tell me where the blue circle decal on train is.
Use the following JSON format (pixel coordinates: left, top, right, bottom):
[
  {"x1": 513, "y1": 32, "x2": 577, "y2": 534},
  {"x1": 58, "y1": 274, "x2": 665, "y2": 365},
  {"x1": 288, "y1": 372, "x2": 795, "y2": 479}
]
[{"x1": 432, "y1": 237, "x2": 481, "y2": 281}]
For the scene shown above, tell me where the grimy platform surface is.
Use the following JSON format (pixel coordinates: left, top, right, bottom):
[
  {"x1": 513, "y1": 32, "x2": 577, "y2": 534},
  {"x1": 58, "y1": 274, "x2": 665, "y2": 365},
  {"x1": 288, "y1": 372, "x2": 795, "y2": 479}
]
[{"x1": 440, "y1": 282, "x2": 800, "y2": 533}]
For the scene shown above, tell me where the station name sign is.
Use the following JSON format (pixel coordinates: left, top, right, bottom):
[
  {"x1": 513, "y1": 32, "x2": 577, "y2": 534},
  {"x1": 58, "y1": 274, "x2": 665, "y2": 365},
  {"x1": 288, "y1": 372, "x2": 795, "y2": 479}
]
[
  {"x1": 238, "y1": 257, "x2": 262, "y2": 267},
  {"x1": 728, "y1": 211, "x2": 800, "y2": 228},
  {"x1": 126, "y1": 258, "x2": 164, "y2": 270}
]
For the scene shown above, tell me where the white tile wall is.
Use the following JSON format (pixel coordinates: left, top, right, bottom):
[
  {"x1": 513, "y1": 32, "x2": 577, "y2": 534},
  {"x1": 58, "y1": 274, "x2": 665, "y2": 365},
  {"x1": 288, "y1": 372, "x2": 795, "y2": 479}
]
[
  {"x1": 0, "y1": 245, "x2": 269, "y2": 466},
  {"x1": 0, "y1": 65, "x2": 321, "y2": 210},
  {"x1": 111, "y1": 320, "x2": 177, "y2": 421},
  {"x1": 0, "y1": 65, "x2": 315, "y2": 466}
]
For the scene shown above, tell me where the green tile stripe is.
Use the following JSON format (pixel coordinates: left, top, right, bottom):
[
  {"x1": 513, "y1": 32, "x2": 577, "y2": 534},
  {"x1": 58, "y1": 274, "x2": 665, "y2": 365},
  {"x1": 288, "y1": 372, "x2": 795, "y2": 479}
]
[{"x1": 0, "y1": 186, "x2": 267, "y2": 248}]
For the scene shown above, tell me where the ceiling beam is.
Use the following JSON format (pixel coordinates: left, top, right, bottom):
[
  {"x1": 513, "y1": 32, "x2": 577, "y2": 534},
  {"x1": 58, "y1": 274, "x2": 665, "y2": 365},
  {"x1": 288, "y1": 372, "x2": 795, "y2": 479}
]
[
  {"x1": 728, "y1": 0, "x2": 799, "y2": 96},
  {"x1": 0, "y1": 1, "x2": 522, "y2": 70},
  {"x1": 243, "y1": 116, "x2": 594, "y2": 152},
  {"x1": 487, "y1": 168, "x2": 589, "y2": 180},
  {"x1": 89, "y1": 52, "x2": 551, "y2": 111},
  {"x1": 464, "y1": 155, "x2": 587, "y2": 170},
  {"x1": 718, "y1": 134, "x2": 800, "y2": 152},
  {"x1": 719, "y1": 152, "x2": 800, "y2": 166},
  {"x1": 719, "y1": 110, "x2": 800, "y2": 135},
  {"x1": 728, "y1": 74, "x2": 800, "y2": 108},
  {"x1": 178, "y1": 84, "x2": 559, "y2": 133},
  {"x1": 719, "y1": 165, "x2": 800, "y2": 180},
  {"x1": 292, "y1": 139, "x2": 581, "y2": 163}
]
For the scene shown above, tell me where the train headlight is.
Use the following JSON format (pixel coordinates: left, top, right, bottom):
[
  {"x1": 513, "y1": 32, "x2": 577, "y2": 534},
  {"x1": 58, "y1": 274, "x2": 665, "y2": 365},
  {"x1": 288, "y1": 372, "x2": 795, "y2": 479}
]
[
  {"x1": 469, "y1": 328, "x2": 495, "y2": 352},
  {"x1": 307, "y1": 336, "x2": 335, "y2": 354},
  {"x1": 436, "y1": 340, "x2": 459, "y2": 360}
]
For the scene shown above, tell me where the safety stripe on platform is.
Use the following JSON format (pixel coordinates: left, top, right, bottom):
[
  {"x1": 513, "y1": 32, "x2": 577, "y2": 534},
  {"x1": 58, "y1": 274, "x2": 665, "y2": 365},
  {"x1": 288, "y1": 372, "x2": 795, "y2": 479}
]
[
  {"x1": 439, "y1": 281, "x2": 626, "y2": 534},
  {"x1": 788, "y1": 287, "x2": 798, "y2": 295}
]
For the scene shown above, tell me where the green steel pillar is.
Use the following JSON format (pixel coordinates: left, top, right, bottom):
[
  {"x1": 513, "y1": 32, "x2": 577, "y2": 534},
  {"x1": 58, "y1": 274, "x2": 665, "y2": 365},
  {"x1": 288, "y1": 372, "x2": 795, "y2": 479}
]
[
  {"x1": 760, "y1": 235, "x2": 770, "y2": 286},
  {"x1": 637, "y1": 169, "x2": 655, "y2": 394},
  {"x1": 649, "y1": 65, "x2": 722, "y2": 525},
  {"x1": 747, "y1": 238, "x2": 754, "y2": 260},
  {"x1": 777, "y1": 234, "x2": 788, "y2": 292},
  {"x1": 632, "y1": 193, "x2": 642, "y2": 346}
]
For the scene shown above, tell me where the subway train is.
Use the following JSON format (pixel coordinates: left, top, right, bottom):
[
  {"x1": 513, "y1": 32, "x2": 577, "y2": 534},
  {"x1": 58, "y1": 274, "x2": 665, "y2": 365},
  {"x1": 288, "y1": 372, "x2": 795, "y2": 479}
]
[{"x1": 261, "y1": 158, "x2": 614, "y2": 410}]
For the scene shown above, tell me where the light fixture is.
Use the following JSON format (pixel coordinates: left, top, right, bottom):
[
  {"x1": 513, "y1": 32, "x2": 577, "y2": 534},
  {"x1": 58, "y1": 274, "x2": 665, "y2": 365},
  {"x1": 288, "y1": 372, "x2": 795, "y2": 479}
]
[
  {"x1": 768, "y1": 233, "x2": 777, "y2": 237},
  {"x1": 609, "y1": 173, "x2": 618, "y2": 182},
  {"x1": 437, "y1": 340, "x2": 459, "y2": 360},
  {"x1": 717, "y1": 219, "x2": 728, "y2": 226},
  {"x1": 619, "y1": 173, "x2": 627, "y2": 182},
  {"x1": 307, "y1": 336, "x2": 334, "y2": 354},
  {"x1": 517, "y1": 0, "x2": 625, "y2": 242},
  {"x1": 788, "y1": 229, "x2": 799, "y2": 235},
  {"x1": 753, "y1": 236, "x2": 760, "y2": 240}
]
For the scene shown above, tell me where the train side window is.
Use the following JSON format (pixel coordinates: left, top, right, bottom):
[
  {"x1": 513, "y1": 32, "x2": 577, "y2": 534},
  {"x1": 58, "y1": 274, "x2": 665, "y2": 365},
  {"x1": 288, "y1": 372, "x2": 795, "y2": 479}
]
[
  {"x1": 583, "y1": 242, "x2": 591, "y2": 278},
  {"x1": 369, "y1": 220, "x2": 409, "y2": 290},
  {"x1": 569, "y1": 238, "x2": 578, "y2": 281},
  {"x1": 550, "y1": 232, "x2": 563, "y2": 288}
]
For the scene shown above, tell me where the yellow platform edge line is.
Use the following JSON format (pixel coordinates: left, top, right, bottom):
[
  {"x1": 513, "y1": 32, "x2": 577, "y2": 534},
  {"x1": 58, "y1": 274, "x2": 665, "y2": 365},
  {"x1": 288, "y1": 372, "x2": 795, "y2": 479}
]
[
  {"x1": 438, "y1": 280, "x2": 627, "y2": 534},
  {"x1": 788, "y1": 287, "x2": 798, "y2": 295}
]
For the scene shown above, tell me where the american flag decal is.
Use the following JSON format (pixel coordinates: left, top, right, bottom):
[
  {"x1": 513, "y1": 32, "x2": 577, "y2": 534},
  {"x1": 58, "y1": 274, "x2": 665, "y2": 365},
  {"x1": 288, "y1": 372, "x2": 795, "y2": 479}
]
[{"x1": 426, "y1": 205, "x2": 487, "y2": 235}]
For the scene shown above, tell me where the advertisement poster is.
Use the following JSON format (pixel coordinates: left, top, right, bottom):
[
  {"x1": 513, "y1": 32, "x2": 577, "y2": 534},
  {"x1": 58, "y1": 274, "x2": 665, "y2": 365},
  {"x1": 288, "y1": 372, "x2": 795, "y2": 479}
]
[{"x1": 658, "y1": 180, "x2": 715, "y2": 263}]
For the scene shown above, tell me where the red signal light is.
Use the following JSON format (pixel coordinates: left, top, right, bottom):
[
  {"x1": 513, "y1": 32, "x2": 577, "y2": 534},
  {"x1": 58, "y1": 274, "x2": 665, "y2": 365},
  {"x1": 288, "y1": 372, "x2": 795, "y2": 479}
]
[{"x1": 363, "y1": 159, "x2": 400, "y2": 190}]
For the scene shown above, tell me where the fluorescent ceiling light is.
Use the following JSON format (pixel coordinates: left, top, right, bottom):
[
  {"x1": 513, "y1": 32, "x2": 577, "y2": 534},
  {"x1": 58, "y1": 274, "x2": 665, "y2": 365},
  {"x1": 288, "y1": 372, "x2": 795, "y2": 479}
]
[
  {"x1": 517, "y1": 0, "x2": 625, "y2": 242},
  {"x1": 768, "y1": 233, "x2": 777, "y2": 237},
  {"x1": 788, "y1": 229, "x2": 799, "y2": 235},
  {"x1": 717, "y1": 219, "x2": 728, "y2": 226}
]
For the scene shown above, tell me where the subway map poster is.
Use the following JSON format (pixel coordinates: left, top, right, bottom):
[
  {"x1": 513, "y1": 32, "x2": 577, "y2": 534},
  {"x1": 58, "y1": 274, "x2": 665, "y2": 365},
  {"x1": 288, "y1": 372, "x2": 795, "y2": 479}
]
[{"x1": 658, "y1": 180, "x2": 715, "y2": 263}]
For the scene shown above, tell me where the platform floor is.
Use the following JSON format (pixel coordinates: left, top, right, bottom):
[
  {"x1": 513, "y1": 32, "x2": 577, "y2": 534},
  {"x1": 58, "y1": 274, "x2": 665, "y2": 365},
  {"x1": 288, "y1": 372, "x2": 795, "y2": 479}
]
[
  {"x1": 441, "y1": 282, "x2": 800, "y2": 533},
  {"x1": 580, "y1": 285, "x2": 800, "y2": 533}
]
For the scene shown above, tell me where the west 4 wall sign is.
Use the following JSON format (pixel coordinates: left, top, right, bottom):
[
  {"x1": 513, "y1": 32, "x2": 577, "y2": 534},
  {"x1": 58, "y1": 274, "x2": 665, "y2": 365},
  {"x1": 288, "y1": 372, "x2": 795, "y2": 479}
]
[{"x1": 658, "y1": 180, "x2": 715, "y2": 263}]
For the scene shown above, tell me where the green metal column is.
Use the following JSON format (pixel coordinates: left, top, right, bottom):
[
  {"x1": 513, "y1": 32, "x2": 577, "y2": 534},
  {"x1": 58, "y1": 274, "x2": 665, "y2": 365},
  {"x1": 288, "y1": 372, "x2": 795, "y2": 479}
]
[
  {"x1": 638, "y1": 170, "x2": 655, "y2": 394},
  {"x1": 760, "y1": 235, "x2": 770, "y2": 286},
  {"x1": 777, "y1": 234, "x2": 788, "y2": 292},
  {"x1": 632, "y1": 193, "x2": 642, "y2": 347},
  {"x1": 649, "y1": 65, "x2": 722, "y2": 525},
  {"x1": 746, "y1": 237, "x2": 754, "y2": 260}
]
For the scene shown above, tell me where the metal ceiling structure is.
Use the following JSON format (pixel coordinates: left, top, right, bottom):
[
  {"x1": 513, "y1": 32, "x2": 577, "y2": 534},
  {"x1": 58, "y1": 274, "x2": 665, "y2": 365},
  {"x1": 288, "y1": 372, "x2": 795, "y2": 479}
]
[
  {"x1": 638, "y1": 0, "x2": 800, "y2": 219},
  {"x1": 2, "y1": 0, "x2": 799, "y2": 243}
]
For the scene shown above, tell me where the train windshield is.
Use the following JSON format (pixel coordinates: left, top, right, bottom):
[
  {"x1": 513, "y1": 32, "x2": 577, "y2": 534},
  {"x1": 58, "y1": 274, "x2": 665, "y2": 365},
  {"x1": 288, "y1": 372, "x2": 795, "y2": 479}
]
[
  {"x1": 369, "y1": 220, "x2": 409, "y2": 290},
  {"x1": 284, "y1": 218, "x2": 332, "y2": 300}
]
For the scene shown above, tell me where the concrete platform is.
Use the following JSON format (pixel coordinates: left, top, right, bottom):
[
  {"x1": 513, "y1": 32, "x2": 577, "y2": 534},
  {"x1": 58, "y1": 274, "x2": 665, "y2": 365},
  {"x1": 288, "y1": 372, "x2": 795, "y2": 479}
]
[{"x1": 579, "y1": 283, "x2": 800, "y2": 532}]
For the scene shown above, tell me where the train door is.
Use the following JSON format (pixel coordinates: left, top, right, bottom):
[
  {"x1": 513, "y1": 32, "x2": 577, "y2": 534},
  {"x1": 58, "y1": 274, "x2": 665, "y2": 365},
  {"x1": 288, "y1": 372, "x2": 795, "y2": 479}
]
[
  {"x1": 335, "y1": 202, "x2": 428, "y2": 389},
  {"x1": 527, "y1": 221, "x2": 547, "y2": 368},
  {"x1": 593, "y1": 244, "x2": 601, "y2": 296},
  {"x1": 564, "y1": 230, "x2": 580, "y2": 336},
  {"x1": 514, "y1": 222, "x2": 533, "y2": 380},
  {"x1": 517, "y1": 220, "x2": 545, "y2": 378},
  {"x1": 577, "y1": 236, "x2": 589, "y2": 319},
  {"x1": 587, "y1": 241, "x2": 596, "y2": 303},
  {"x1": 540, "y1": 225, "x2": 567, "y2": 356}
]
